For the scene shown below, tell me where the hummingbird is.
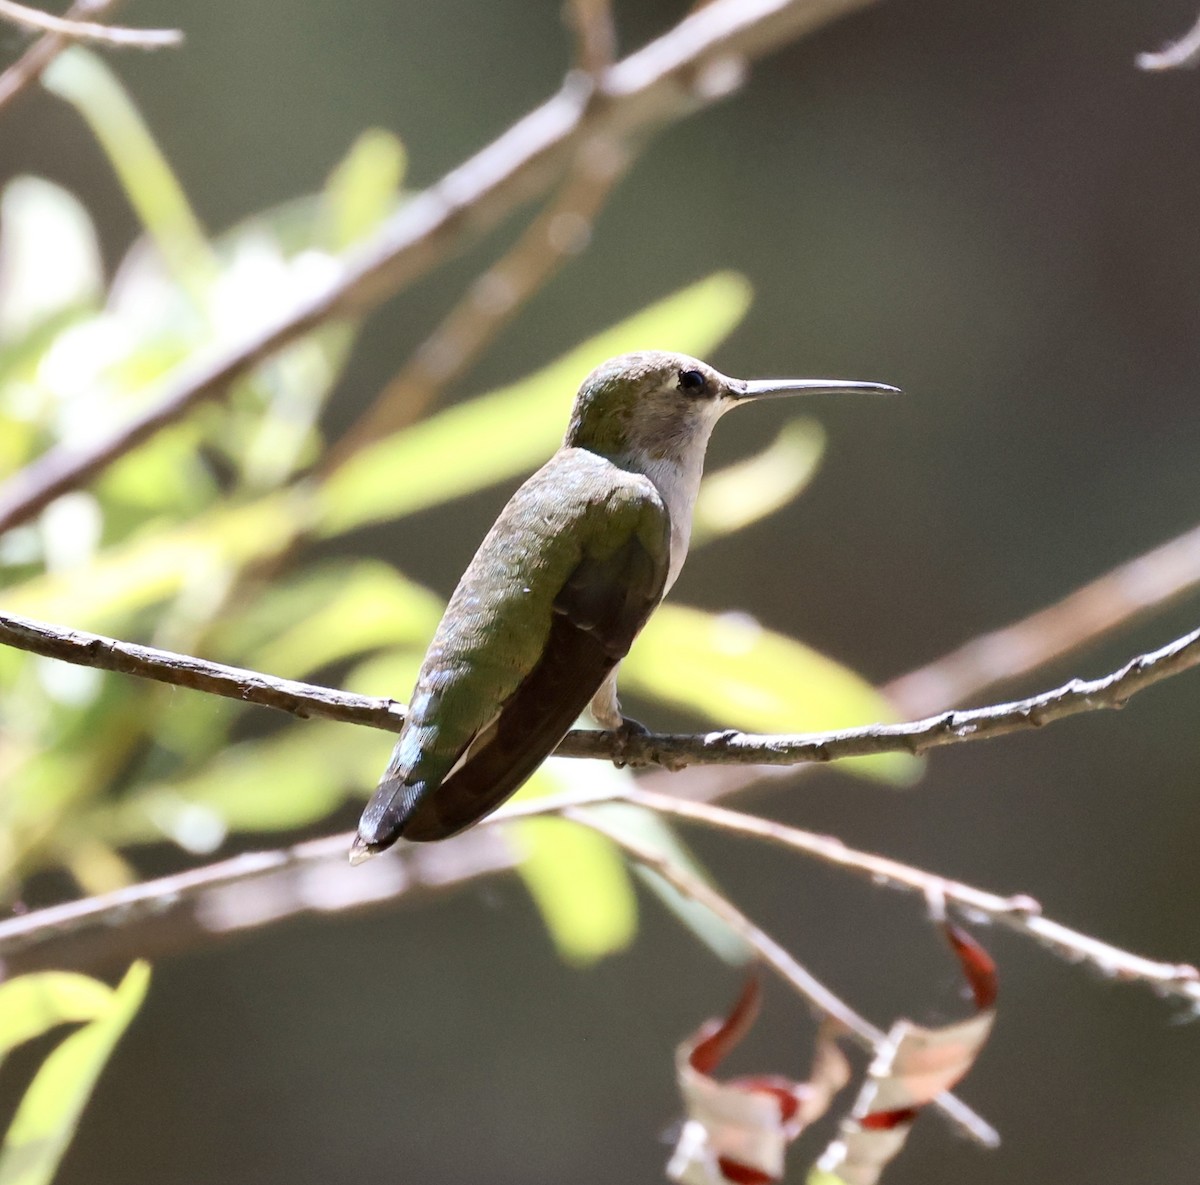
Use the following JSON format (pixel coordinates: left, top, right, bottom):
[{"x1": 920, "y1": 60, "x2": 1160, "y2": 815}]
[{"x1": 350, "y1": 351, "x2": 895, "y2": 861}]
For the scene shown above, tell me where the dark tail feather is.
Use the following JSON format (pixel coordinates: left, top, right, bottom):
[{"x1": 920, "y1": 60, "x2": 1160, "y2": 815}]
[{"x1": 350, "y1": 775, "x2": 428, "y2": 862}]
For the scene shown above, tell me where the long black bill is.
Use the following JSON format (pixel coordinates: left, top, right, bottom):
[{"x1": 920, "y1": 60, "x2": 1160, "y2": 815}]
[{"x1": 734, "y1": 377, "x2": 900, "y2": 401}]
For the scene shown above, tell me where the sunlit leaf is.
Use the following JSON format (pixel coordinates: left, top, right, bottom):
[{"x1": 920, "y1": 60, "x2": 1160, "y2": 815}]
[
  {"x1": 232, "y1": 560, "x2": 443, "y2": 679},
  {"x1": 96, "y1": 424, "x2": 216, "y2": 518},
  {"x1": 623, "y1": 605, "x2": 921, "y2": 785},
  {"x1": 0, "y1": 961, "x2": 150, "y2": 1185},
  {"x1": 323, "y1": 129, "x2": 406, "y2": 249},
  {"x1": 692, "y1": 419, "x2": 825, "y2": 546},
  {"x1": 510, "y1": 758, "x2": 750, "y2": 966},
  {"x1": 342, "y1": 646, "x2": 427, "y2": 704},
  {"x1": 508, "y1": 760, "x2": 638, "y2": 965},
  {"x1": 318, "y1": 271, "x2": 753, "y2": 535},
  {"x1": 513, "y1": 809, "x2": 638, "y2": 966},
  {"x1": 0, "y1": 177, "x2": 102, "y2": 344},
  {"x1": 111, "y1": 725, "x2": 367, "y2": 845},
  {"x1": 42, "y1": 49, "x2": 215, "y2": 295},
  {"x1": 2, "y1": 494, "x2": 304, "y2": 628},
  {"x1": 0, "y1": 975, "x2": 114, "y2": 1062}
]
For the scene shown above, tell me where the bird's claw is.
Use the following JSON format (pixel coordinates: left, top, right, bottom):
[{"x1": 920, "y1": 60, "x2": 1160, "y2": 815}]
[{"x1": 610, "y1": 716, "x2": 651, "y2": 769}]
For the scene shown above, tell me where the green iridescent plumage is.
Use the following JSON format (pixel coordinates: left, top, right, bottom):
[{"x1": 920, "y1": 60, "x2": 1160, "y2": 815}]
[{"x1": 352, "y1": 351, "x2": 896, "y2": 858}]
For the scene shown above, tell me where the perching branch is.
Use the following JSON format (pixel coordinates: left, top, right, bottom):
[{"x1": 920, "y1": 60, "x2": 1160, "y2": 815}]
[
  {"x1": 646, "y1": 516, "x2": 1200, "y2": 808},
  {"x1": 0, "y1": 0, "x2": 878, "y2": 534},
  {"x1": 0, "y1": 0, "x2": 180, "y2": 46},
  {"x1": 2, "y1": 610, "x2": 1199, "y2": 769}
]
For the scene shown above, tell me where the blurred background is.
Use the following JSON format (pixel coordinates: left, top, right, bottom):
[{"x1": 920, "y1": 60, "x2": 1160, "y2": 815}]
[{"x1": 3, "y1": 0, "x2": 1200, "y2": 1181}]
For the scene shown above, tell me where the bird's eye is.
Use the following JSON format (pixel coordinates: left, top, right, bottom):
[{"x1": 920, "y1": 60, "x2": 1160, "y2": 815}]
[{"x1": 677, "y1": 369, "x2": 707, "y2": 396}]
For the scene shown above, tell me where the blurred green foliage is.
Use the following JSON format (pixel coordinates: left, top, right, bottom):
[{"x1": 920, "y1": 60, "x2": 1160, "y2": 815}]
[
  {"x1": 0, "y1": 963, "x2": 150, "y2": 1185},
  {"x1": 0, "y1": 48, "x2": 920, "y2": 1173}
]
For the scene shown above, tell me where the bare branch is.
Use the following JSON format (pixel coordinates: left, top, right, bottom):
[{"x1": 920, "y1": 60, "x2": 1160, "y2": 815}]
[
  {"x1": 324, "y1": 141, "x2": 632, "y2": 467},
  {"x1": 0, "y1": 0, "x2": 121, "y2": 113},
  {"x1": 2, "y1": 611, "x2": 1199, "y2": 769},
  {"x1": 566, "y1": 0, "x2": 617, "y2": 82},
  {"x1": 885, "y1": 522, "x2": 1200, "y2": 716},
  {"x1": 0, "y1": 828, "x2": 519, "y2": 976},
  {"x1": 1137, "y1": 11, "x2": 1200, "y2": 70},
  {"x1": 0, "y1": 611, "x2": 407, "y2": 730},
  {"x1": 556, "y1": 789, "x2": 1200, "y2": 1005},
  {"x1": 0, "y1": 0, "x2": 180, "y2": 47},
  {"x1": 0, "y1": 0, "x2": 878, "y2": 533},
  {"x1": 564, "y1": 807, "x2": 999, "y2": 1148}
]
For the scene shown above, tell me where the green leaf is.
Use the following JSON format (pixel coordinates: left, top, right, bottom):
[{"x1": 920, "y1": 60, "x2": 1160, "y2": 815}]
[
  {"x1": 691, "y1": 418, "x2": 825, "y2": 546},
  {"x1": 96, "y1": 424, "x2": 216, "y2": 518},
  {"x1": 342, "y1": 647, "x2": 426, "y2": 702},
  {"x1": 105, "y1": 716, "x2": 397, "y2": 847},
  {"x1": 0, "y1": 961, "x2": 150, "y2": 1185},
  {"x1": 514, "y1": 814, "x2": 638, "y2": 966},
  {"x1": 2, "y1": 493, "x2": 304, "y2": 628},
  {"x1": 510, "y1": 759, "x2": 751, "y2": 966},
  {"x1": 318, "y1": 271, "x2": 753, "y2": 536},
  {"x1": 0, "y1": 177, "x2": 102, "y2": 344},
  {"x1": 623, "y1": 604, "x2": 922, "y2": 785},
  {"x1": 323, "y1": 129, "x2": 406, "y2": 250},
  {"x1": 509, "y1": 761, "x2": 638, "y2": 966},
  {"x1": 230, "y1": 560, "x2": 443, "y2": 679},
  {"x1": 42, "y1": 49, "x2": 215, "y2": 294},
  {"x1": 0, "y1": 975, "x2": 114, "y2": 1062},
  {"x1": 806, "y1": 1171, "x2": 848, "y2": 1185},
  {"x1": 591, "y1": 803, "x2": 754, "y2": 966}
]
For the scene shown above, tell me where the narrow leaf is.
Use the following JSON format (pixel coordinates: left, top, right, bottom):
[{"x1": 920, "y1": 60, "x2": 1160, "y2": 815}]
[
  {"x1": 0, "y1": 961, "x2": 150, "y2": 1185},
  {"x1": 318, "y1": 271, "x2": 753, "y2": 535},
  {"x1": 623, "y1": 606, "x2": 922, "y2": 785},
  {"x1": 323, "y1": 129, "x2": 406, "y2": 250},
  {"x1": 506, "y1": 760, "x2": 638, "y2": 965},
  {"x1": 0, "y1": 975, "x2": 114, "y2": 1061},
  {"x1": 42, "y1": 50, "x2": 215, "y2": 293},
  {"x1": 692, "y1": 419, "x2": 825, "y2": 546}
]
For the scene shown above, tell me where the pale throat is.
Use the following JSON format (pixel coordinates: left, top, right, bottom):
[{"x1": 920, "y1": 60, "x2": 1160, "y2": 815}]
[{"x1": 617, "y1": 412, "x2": 722, "y2": 592}]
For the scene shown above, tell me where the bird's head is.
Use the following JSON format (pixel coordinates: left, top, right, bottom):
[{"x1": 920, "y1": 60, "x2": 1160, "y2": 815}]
[{"x1": 564, "y1": 351, "x2": 897, "y2": 469}]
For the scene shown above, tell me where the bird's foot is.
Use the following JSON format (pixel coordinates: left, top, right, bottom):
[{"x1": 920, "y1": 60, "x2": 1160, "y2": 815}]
[{"x1": 609, "y1": 715, "x2": 651, "y2": 769}]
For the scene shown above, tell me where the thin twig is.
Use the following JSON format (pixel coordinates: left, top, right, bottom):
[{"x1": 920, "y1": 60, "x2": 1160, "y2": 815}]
[
  {"x1": 566, "y1": 0, "x2": 617, "y2": 82},
  {"x1": 0, "y1": 0, "x2": 119, "y2": 113},
  {"x1": 324, "y1": 141, "x2": 632, "y2": 468},
  {"x1": 521, "y1": 789, "x2": 1199, "y2": 1005},
  {"x1": 0, "y1": 0, "x2": 878, "y2": 533},
  {"x1": 1137, "y1": 10, "x2": 1200, "y2": 70},
  {"x1": 0, "y1": 828, "x2": 519, "y2": 976},
  {"x1": 0, "y1": 611, "x2": 406, "y2": 730},
  {"x1": 645, "y1": 519, "x2": 1200, "y2": 806},
  {"x1": 2, "y1": 611, "x2": 1199, "y2": 768},
  {"x1": 558, "y1": 808, "x2": 999, "y2": 1147},
  {"x1": 0, "y1": 0, "x2": 179, "y2": 46},
  {"x1": 884, "y1": 522, "x2": 1200, "y2": 716}
]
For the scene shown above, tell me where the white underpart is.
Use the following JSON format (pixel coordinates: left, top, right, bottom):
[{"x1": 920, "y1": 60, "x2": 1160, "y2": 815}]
[
  {"x1": 593, "y1": 399, "x2": 728, "y2": 726},
  {"x1": 638, "y1": 454, "x2": 702, "y2": 592},
  {"x1": 622, "y1": 401, "x2": 727, "y2": 593}
]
